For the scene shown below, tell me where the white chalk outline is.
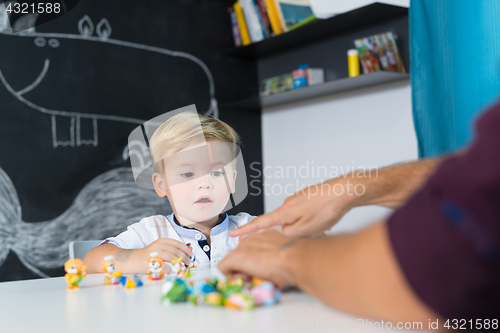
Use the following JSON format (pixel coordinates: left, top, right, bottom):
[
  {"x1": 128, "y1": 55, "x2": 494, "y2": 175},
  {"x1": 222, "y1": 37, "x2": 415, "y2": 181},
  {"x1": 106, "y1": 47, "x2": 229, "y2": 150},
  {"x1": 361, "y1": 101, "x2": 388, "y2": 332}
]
[
  {"x1": 16, "y1": 58, "x2": 50, "y2": 95},
  {"x1": 0, "y1": 17, "x2": 219, "y2": 148},
  {"x1": 96, "y1": 18, "x2": 111, "y2": 40},
  {"x1": 0, "y1": 29, "x2": 217, "y2": 115},
  {"x1": 77, "y1": 15, "x2": 93, "y2": 37}
]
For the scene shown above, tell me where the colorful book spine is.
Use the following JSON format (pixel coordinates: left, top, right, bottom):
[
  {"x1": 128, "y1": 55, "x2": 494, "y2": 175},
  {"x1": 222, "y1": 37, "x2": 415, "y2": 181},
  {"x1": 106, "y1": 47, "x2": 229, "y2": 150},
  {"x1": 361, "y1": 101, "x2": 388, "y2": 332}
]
[
  {"x1": 292, "y1": 68, "x2": 308, "y2": 89},
  {"x1": 262, "y1": 0, "x2": 283, "y2": 35},
  {"x1": 272, "y1": 0, "x2": 288, "y2": 32},
  {"x1": 228, "y1": 8, "x2": 242, "y2": 47},
  {"x1": 251, "y1": 0, "x2": 269, "y2": 39},
  {"x1": 240, "y1": 0, "x2": 265, "y2": 42},
  {"x1": 233, "y1": 2, "x2": 251, "y2": 46},
  {"x1": 255, "y1": 0, "x2": 272, "y2": 37}
]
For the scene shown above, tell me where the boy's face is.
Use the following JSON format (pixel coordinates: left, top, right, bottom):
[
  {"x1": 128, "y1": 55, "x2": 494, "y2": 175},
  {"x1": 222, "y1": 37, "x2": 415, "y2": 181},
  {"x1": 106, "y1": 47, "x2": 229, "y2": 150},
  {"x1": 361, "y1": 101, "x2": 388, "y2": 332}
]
[{"x1": 153, "y1": 140, "x2": 237, "y2": 226}]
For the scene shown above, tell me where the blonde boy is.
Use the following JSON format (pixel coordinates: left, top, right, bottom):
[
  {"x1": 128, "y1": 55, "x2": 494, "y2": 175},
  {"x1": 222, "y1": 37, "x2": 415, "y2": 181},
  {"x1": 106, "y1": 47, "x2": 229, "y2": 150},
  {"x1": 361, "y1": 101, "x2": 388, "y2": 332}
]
[{"x1": 84, "y1": 112, "x2": 254, "y2": 273}]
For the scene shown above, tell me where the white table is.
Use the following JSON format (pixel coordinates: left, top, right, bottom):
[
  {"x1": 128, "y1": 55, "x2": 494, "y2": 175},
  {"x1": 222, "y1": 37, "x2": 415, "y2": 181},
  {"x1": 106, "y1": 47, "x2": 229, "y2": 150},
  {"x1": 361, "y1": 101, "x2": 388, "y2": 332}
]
[{"x1": 0, "y1": 273, "x2": 422, "y2": 333}]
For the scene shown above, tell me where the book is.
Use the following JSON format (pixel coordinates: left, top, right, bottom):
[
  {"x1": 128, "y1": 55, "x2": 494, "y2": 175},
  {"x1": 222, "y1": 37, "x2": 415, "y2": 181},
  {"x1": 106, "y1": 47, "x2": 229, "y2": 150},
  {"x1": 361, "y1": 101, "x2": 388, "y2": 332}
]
[
  {"x1": 228, "y1": 8, "x2": 242, "y2": 47},
  {"x1": 307, "y1": 68, "x2": 324, "y2": 86},
  {"x1": 262, "y1": 0, "x2": 283, "y2": 35},
  {"x1": 292, "y1": 66, "x2": 309, "y2": 89},
  {"x1": 273, "y1": 0, "x2": 314, "y2": 30},
  {"x1": 240, "y1": 0, "x2": 265, "y2": 42},
  {"x1": 292, "y1": 64, "x2": 324, "y2": 89},
  {"x1": 354, "y1": 31, "x2": 406, "y2": 74},
  {"x1": 255, "y1": 0, "x2": 272, "y2": 37},
  {"x1": 273, "y1": 0, "x2": 288, "y2": 32},
  {"x1": 252, "y1": 0, "x2": 269, "y2": 38},
  {"x1": 233, "y1": 2, "x2": 251, "y2": 46},
  {"x1": 260, "y1": 73, "x2": 294, "y2": 96}
]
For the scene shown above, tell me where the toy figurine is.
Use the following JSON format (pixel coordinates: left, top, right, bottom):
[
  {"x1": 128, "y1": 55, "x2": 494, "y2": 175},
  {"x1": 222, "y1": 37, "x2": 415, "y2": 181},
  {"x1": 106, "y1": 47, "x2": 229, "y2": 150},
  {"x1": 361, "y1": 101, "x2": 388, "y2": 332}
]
[
  {"x1": 205, "y1": 292, "x2": 223, "y2": 306},
  {"x1": 162, "y1": 278, "x2": 188, "y2": 302},
  {"x1": 171, "y1": 255, "x2": 191, "y2": 279},
  {"x1": 120, "y1": 273, "x2": 144, "y2": 288},
  {"x1": 186, "y1": 243, "x2": 196, "y2": 268},
  {"x1": 101, "y1": 255, "x2": 122, "y2": 285},
  {"x1": 147, "y1": 252, "x2": 165, "y2": 280},
  {"x1": 224, "y1": 292, "x2": 256, "y2": 310},
  {"x1": 64, "y1": 259, "x2": 87, "y2": 289},
  {"x1": 251, "y1": 277, "x2": 281, "y2": 306}
]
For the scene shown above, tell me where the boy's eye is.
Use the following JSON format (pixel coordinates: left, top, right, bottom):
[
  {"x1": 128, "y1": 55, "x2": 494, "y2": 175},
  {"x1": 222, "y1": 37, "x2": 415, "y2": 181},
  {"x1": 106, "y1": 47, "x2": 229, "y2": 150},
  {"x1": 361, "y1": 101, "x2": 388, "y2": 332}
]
[
  {"x1": 211, "y1": 171, "x2": 225, "y2": 177},
  {"x1": 181, "y1": 172, "x2": 194, "y2": 178}
]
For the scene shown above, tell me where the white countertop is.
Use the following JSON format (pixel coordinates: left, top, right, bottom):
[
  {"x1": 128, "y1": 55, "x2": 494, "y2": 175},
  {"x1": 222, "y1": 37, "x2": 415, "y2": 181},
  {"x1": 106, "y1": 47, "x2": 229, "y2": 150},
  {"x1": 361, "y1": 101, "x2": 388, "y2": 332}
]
[{"x1": 0, "y1": 273, "x2": 422, "y2": 333}]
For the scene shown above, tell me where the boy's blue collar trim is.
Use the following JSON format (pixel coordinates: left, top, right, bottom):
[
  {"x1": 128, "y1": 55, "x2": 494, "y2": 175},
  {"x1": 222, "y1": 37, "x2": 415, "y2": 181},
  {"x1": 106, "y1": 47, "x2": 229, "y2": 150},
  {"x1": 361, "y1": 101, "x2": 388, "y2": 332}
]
[
  {"x1": 169, "y1": 212, "x2": 229, "y2": 239},
  {"x1": 172, "y1": 213, "x2": 227, "y2": 229}
]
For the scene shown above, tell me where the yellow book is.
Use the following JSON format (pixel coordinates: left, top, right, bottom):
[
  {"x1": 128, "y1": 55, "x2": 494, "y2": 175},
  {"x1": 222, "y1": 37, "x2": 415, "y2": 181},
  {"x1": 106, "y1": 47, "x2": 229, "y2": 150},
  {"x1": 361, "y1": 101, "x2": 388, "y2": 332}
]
[
  {"x1": 263, "y1": 0, "x2": 283, "y2": 35},
  {"x1": 233, "y1": 2, "x2": 251, "y2": 46}
]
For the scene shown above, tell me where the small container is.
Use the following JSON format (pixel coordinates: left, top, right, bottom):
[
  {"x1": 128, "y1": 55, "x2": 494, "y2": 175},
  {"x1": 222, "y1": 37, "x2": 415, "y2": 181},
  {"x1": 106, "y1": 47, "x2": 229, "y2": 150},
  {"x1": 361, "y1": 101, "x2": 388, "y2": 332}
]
[
  {"x1": 347, "y1": 49, "x2": 360, "y2": 77},
  {"x1": 293, "y1": 63, "x2": 309, "y2": 89}
]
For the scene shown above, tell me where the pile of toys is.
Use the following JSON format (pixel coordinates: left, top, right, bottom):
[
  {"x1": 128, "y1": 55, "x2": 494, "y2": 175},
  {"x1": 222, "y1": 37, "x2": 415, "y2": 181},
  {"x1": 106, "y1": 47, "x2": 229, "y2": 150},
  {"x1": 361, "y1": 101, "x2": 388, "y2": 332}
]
[
  {"x1": 162, "y1": 276, "x2": 280, "y2": 310},
  {"x1": 161, "y1": 254, "x2": 280, "y2": 310},
  {"x1": 64, "y1": 253, "x2": 280, "y2": 310}
]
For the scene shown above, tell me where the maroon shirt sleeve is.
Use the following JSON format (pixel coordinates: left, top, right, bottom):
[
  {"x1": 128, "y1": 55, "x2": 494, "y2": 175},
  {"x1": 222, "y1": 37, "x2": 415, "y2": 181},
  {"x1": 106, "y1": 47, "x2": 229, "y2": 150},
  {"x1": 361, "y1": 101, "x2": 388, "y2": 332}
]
[{"x1": 388, "y1": 100, "x2": 500, "y2": 320}]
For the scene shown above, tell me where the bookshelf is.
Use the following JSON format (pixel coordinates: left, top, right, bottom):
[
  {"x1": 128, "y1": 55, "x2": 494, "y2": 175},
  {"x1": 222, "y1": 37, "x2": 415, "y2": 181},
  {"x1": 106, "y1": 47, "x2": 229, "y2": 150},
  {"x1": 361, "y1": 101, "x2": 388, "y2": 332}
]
[
  {"x1": 218, "y1": 2, "x2": 410, "y2": 112},
  {"x1": 219, "y1": 3, "x2": 408, "y2": 59},
  {"x1": 220, "y1": 72, "x2": 410, "y2": 110}
]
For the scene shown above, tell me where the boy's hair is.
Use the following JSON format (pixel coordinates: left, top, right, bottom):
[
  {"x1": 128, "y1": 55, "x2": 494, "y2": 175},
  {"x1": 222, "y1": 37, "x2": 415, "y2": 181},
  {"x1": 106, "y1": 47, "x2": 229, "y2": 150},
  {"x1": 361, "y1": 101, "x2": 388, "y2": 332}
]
[{"x1": 149, "y1": 112, "x2": 241, "y2": 168}]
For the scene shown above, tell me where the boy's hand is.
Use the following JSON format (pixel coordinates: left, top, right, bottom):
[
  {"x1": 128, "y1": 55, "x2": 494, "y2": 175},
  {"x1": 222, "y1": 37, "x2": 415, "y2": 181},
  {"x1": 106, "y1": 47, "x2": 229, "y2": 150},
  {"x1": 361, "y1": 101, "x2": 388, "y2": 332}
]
[{"x1": 139, "y1": 238, "x2": 192, "y2": 270}]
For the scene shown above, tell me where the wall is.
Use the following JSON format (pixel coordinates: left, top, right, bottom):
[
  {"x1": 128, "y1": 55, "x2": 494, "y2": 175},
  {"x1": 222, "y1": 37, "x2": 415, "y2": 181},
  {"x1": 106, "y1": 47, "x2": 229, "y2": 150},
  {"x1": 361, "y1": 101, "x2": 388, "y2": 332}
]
[
  {"x1": 260, "y1": 79, "x2": 418, "y2": 234},
  {"x1": 0, "y1": 0, "x2": 261, "y2": 281},
  {"x1": 310, "y1": 0, "x2": 410, "y2": 19}
]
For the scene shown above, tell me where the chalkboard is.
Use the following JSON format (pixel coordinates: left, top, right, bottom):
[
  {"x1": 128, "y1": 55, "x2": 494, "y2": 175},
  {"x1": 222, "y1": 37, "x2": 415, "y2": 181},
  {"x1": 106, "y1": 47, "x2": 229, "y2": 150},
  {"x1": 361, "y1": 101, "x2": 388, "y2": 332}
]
[{"x1": 0, "y1": 0, "x2": 262, "y2": 281}]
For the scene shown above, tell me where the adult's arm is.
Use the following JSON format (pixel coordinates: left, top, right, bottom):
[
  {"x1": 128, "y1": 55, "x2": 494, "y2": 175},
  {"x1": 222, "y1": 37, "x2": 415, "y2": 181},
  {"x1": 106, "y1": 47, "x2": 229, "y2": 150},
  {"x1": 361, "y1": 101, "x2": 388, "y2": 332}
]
[
  {"x1": 231, "y1": 155, "x2": 453, "y2": 238},
  {"x1": 219, "y1": 225, "x2": 441, "y2": 324},
  {"x1": 222, "y1": 100, "x2": 500, "y2": 321}
]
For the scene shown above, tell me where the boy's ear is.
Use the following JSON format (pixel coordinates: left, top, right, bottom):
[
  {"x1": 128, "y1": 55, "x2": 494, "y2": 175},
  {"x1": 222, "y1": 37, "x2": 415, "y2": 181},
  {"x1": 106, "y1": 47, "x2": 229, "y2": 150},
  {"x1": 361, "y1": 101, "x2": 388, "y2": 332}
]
[{"x1": 152, "y1": 172, "x2": 167, "y2": 197}]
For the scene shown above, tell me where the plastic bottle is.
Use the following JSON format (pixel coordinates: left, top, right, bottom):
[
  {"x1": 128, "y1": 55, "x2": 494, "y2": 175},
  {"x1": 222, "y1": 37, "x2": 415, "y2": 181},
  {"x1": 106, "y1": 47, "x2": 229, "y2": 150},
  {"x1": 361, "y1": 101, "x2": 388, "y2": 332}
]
[{"x1": 347, "y1": 49, "x2": 360, "y2": 77}]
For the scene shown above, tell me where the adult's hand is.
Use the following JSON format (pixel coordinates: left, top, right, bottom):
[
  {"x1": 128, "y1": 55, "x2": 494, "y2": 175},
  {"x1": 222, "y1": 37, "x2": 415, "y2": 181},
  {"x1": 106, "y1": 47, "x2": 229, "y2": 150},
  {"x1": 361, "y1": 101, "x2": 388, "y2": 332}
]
[
  {"x1": 218, "y1": 229, "x2": 297, "y2": 286},
  {"x1": 222, "y1": 223, "x2": 442, "y2": 324},
  {"x1": 230, "y1": 178, "x2": 354, "y2": 239},
  {"x1": 230, "y1": 156, "x2": 447, "y2": 239}
]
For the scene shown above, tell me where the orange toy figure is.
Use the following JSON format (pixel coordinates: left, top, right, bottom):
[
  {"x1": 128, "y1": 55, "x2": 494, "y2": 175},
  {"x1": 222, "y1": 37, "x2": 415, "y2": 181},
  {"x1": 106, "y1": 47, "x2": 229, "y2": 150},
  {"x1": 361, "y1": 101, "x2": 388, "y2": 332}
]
[
  {"x1": 64, "y1": 259, "x2": 87, "y2": 289},
  {"x1": 147, "y1": 252, "x2": 165, "y2": 280},
  {"x1": 100, "y1": 255, "x2": 122, "y2": 285}
]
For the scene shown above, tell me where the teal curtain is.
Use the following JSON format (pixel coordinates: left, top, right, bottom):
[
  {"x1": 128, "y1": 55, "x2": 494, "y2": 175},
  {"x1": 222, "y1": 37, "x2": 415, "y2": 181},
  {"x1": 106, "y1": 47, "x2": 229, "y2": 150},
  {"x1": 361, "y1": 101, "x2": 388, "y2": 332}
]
[{"x1": 410, "y1": 0, "x2": 500, "y2": 157}]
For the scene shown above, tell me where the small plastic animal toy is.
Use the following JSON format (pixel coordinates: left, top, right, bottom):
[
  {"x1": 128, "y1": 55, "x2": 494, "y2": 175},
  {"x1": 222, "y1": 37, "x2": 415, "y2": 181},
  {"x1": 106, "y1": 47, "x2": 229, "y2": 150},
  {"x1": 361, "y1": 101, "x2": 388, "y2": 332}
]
[
  {"x1": 250, "y1": 277, "x2": 281, "y2": 306},
  {"x1": 147, "y1": 252, "x2": 165, "y2": 280},
  {"x1": 161, "y1": 278, "x2": 188, "y2": 302},
  {"x1": 64, "y1": 259, "x2": 87, "y2": 289},
  {"x1": 171, "y1": 255, "x2": 191, "y2": 280},
  {"x1": 101, "y1": 255, "x2": 122, "y2": 285},
  {"x1": 120, "y1": 273, "x2": 144, "y2": 288}
]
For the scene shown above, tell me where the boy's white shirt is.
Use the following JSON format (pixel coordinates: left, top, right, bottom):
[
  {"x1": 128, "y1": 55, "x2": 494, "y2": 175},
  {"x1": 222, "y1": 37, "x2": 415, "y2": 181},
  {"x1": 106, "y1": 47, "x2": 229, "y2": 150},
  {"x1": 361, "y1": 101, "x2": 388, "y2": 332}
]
[{"x1": 101, "y1": 212, "x2": 255, "y2": 265}]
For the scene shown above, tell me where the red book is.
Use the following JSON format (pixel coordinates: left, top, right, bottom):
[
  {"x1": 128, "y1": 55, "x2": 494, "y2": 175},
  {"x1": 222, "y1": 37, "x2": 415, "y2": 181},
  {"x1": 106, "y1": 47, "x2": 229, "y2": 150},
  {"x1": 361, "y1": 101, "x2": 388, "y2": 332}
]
[{"x1": 255, "y1": 0, "x2": 272, "y2": 37}]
